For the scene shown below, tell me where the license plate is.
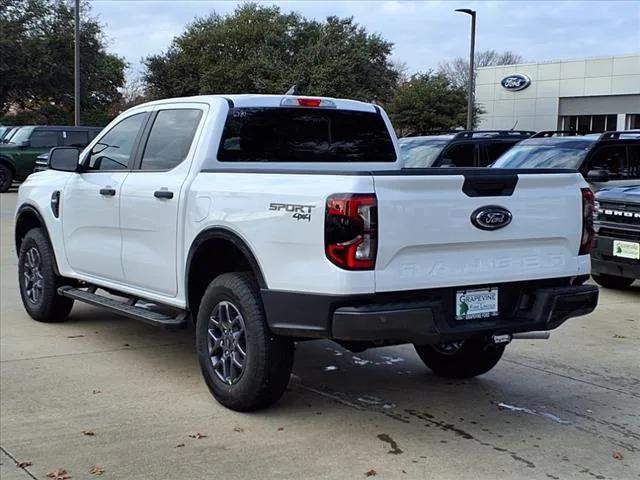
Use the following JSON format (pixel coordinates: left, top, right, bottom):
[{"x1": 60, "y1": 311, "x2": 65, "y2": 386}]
[
  {"x1": 613, "y1": 240, "x2": 640, "y2": 260},
  {"x1": 456, "y1": 288, "x2": 499, "y2": 320}
]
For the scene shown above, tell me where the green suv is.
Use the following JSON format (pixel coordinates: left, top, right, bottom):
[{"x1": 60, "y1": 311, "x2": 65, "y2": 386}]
[{"x1": 0, "y1": 125, "x2": 102, "y2": 192}]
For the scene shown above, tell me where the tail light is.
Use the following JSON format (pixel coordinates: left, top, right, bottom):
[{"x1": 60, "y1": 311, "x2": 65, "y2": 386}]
[
  {"x1": 325, "y1": 194, "x2": 377, "y2": 270},
  {"x1": 579, "y1": 188, "x2": 595, "y2": 255}
]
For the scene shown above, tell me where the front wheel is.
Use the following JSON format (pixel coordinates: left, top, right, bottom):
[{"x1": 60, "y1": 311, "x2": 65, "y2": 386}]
[
  {"x1": 414, "y1": 339, "x2": 505, "y2": 379},
  {"x1": 18, "y1": 228, "x2": 74, "y2": 322},
  {"x1": 0, "y1": 163, "x2": 13, "y2": 192},
  {"x1": 592, "y1": 274, "x2": 634, "y2": 290},
  {"x1": 196, "y1": 272, "x2": 294, "y2": 411}
]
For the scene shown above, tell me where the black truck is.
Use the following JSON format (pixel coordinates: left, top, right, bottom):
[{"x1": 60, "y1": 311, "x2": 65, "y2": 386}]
[{"x1": 592, "y1": 185, "x2": 640, "y2": 288}]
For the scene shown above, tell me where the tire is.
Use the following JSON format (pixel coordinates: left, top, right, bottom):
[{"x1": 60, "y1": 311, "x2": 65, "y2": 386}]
[
  {"x1": 414, "y1": 339, "x2": 505, "y2": 379},
  {"x1": 592, "y1": 274, "x2": 634, "y2": 290},
  {"x1": 196, "y1": 272, "x2": 294, "y2": 411},
  {"x1": 0, "y1": 162, "x2": 13, "y2": 193},
  {"x1": 18, "y1": 228, "x2": 74, "y2": 322}
]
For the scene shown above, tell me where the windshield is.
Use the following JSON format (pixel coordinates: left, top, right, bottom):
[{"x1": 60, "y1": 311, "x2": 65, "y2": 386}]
[
  {"x1": 491, "y1": 144, "x2": 589, "y2": 169},
  {"x1": 399, "y1": 138, "x2": 449, "y2": 167},
  {"x1": 7, "y1": 127, "x2": 34, "y2": 145}
]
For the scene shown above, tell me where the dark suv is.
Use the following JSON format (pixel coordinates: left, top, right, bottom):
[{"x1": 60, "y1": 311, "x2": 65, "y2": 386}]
[
  {"x1": 399, "y1": 130, "x2": 535, "y2": 168},
  {"x1": 0, "y1": 125, "x2": 102, "y2": 192},
  {"x1": 592, "y1": 185, "x2": 639, "y2": 289},
  {"x1": 491, "y1": 131, "x2": 640, "y2": 190}
]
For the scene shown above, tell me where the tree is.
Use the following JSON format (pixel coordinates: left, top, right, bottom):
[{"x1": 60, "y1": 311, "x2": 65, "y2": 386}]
[
  {"x1": 144, "y1": 3, "x2": 399, "y2": 102},
  {"x1": 438, "y1": 50, "x2": 523, "y2": 90},
  {"x1": 0, "y1": 0, "x2": 126, "y2": 125},
  {"x1": 385, "y1": 72, "x2": 482, "y2": 136}
]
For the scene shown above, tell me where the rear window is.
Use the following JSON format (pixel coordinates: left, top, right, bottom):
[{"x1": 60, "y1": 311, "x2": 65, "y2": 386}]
[{"x1": 218, "y1": 107, "x2": 396, "y2": 163}]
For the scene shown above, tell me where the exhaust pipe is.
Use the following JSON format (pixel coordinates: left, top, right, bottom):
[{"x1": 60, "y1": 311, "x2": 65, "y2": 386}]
[{"x1": 512, "y1": 331, "x2": 551, "y2": 340}]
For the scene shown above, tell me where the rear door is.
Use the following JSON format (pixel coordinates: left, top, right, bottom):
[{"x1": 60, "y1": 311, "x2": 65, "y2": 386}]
[
  {"x1": 373, "y1": 171, "x2": 585, "y2": 292},
  {"x1": 119, "y1": 104, "x2": 206, "y2": 296}
]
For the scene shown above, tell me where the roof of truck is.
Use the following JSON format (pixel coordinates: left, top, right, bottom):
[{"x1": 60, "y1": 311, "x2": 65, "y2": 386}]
[{"x1": 139, "y1": 94, "x2": 378, "y2": 112}]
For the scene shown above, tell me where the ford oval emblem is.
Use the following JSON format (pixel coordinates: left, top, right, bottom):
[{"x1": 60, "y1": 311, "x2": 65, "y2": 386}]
[
  {"x1": 471, "y1": 206, "x2": 512, "y2": 230},
  {"x1": 500, "y1": 74, "x2": 531, "y2": 91}
]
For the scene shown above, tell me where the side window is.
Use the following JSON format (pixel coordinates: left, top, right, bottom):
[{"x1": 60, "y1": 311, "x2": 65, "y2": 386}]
[
  {"x1": 85, "y1": 113, "x2": 146, "y2": 171},
  {"x1": 441, "y1": 143, "x2": 476, "y2": 167},
  {"x1": 30, "y1": 130, "x2": 59, "y2": 148},
  {"x1": 63, "y1": 130, "x2": 88, "y2": 147},
  {"x1": 139, "y1": 109, "x2": 203, "y2": 171},
  {"x1": 484, "y1": 142, "x2": 516, "y2": 166},
  {"x1": 626, "y1": 145, "x2": 640, "y2": 179},
  {"x1": 586, "y1": 145, "x2": 627, "y2": 180}
]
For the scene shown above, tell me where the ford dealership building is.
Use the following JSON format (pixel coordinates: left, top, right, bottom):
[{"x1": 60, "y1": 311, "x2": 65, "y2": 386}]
[{"x1": 475, "y1": 54, "x2": 640, "y2": 132}]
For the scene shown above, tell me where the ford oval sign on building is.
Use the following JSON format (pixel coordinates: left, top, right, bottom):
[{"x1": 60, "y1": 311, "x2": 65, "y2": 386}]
[{"x1": 500, "y1": 74, "x2": 531, "y2": 91}]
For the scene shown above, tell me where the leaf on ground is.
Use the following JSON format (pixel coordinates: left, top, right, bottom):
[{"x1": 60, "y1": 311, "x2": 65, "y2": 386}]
[
  {"x1": 46, "y1": 468, "x2": 71, "y2": 480},
  {"x1": 233, "y1": 427, "x2": 244, "y2": 432},
  {"x1": 92, "y1": 389, "x2": 101, "y2": 394},
  {"x1": 188, "y1": 433, "x2": 207, "y2": 439},
  {"x1": 82, "y1": 430, "x2": 95, "y2": 436},
  {"x1": 66, "y1": 335, "x2": 84, "y2": 338},
  {"x1": 613, "y1": 451, "x2": 623, "y2": 460},
  {"x1": 365, "y1": 469, "x2": 377, "y2": 477},
  {"x1": 89, "y1": 466, "x2": 105, "y2": 476},
  {"x1": 17, "y1": 461, "x2": 32, "y2": 468},
  {"x1": 176, "y1": 443, "x2": 185, "y2": 448},
  {"x1": 277, "y1": 427, "x2": 284, "y2": 431}
]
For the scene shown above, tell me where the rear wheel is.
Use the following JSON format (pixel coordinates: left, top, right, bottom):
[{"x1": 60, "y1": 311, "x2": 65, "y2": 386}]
[
  {"x1": 414, "y1": 339, "x2": 505, "y2": 379},
  {"x1": 18, "y1": 228, "x2": 74, "y2": 322},
  {"x1": 0, "y1": 163, "x2": 13, "y2": 192},
  {"x1": 196, "y1": 272, "x2": 294, "y2": 411},
  {"x1": 592, "y1": 274, "x2": 634, "y2": 290}
]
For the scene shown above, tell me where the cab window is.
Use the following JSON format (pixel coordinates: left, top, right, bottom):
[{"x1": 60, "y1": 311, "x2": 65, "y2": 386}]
[
  {"x1": 30, "y1": 130, "x2": 60, "y2": 148},
  {"x1": 586, "y1": 145, "x2": 632, "y2": 180},
  {"x1": 85, "y1": 114, "x2": 146, "y2": 171},
  {"x1": 139, "y1": 109, "x2": 203, "y2": 171},
  {"x1": 441, "y1": 143, "x2": 476, "y2": 167}
]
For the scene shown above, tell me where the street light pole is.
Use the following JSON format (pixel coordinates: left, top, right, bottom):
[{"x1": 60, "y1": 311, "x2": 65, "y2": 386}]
[
  {"x1": 74, "y1": 0, "x2": 80, "y2": 126},
  {"x1": 455, "y1": 8, "x2": 476, "y2": 130}
]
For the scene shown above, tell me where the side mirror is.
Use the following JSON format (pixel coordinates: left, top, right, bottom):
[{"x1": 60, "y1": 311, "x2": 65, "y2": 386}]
[
  {"x1": 440, "y1": 160, "x2": 457, "y2": 168},
  {"x1": 19, "y1": 140, "x2": 30, "y2": 148},
  {"x1": 586, "y1": 169, "x2": 609, "y2": 183},
  {"x1": 48, "y1": 147, "x2": 80, "y2": 172}
]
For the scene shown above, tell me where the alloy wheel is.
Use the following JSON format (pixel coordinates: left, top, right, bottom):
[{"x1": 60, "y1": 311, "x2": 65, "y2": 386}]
[
  {"x1": 207, "y1": 300, "x2": 247, "y2": 384},
  {"x1": 23, "y1": 247, "x2": 44, "y2": 304}
]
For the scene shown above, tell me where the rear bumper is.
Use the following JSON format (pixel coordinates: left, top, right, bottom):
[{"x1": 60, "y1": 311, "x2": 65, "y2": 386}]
[{"x1": 262, "y1": 278, "x2": 598, "y2": 344}]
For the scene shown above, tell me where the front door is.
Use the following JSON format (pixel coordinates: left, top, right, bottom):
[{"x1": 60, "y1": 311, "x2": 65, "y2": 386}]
[
  {"x1": 120, "y1": 106, "x2": 205, "y2": 296},
  {"x1": 585, "y1": 144, "x2": 640, "y2": 191},
  {"x1": 62, "y1": 112, "x2": 148, "y2": 282}
]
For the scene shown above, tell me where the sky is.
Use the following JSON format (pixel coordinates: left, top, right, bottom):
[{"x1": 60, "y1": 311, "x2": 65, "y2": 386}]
[{"x1": 90, "y1": 0, "x2": 640, "y2": 79}]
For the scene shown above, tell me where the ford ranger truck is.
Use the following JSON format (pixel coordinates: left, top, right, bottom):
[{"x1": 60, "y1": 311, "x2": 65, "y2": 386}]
[{"x1": 14, "y1": 95, "x2": 599, "y2": 411}]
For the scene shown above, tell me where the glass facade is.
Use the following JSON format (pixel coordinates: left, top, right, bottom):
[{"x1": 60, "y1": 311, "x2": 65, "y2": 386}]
[{"x1": 558, "y1": 114, "x2": 618, "y2": 133}]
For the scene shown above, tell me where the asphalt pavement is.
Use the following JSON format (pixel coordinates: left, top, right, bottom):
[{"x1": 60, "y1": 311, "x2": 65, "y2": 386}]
[{"x1": 1, "y1": 190, "x2": 638, "y2": 479}]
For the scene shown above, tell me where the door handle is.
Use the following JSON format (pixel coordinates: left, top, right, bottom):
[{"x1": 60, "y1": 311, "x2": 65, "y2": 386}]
[
  {"x1": 154, "y1": 190, "x2": 174, "y2": 199},
  {"x1": 99, "y1": 188, "x2": 116, "y2": 196}
]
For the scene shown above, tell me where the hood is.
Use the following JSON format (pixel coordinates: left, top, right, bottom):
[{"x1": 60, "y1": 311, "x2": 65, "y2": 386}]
[{"x1": 596, "y1": 185, "x2": 640, "y2": 205}]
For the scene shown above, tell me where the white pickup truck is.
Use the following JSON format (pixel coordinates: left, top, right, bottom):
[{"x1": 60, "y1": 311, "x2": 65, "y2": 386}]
[{"x1": 15, "y1": 95, "x2": 599, "y2": 411}]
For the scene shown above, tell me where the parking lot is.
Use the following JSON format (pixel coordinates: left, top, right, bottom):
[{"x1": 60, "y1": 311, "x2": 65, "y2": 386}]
[{"x1": 0, "y1": 190, "x2": 638, "y2": 479}]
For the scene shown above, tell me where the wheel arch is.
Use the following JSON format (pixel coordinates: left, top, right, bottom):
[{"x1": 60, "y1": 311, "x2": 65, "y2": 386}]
[
  {"x1": 185, "y1": 227, "x2": 267, "y2": 318},
  {"x1": 0, "y1": 155, "x2": 16, "y2": 175},
  {"x1": 14, "y1": 204, "x2": 61, "y2": 275}
]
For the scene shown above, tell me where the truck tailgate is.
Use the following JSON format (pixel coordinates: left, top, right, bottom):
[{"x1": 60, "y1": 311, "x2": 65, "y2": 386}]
[{"x1": 373, "y1": 171, "x2": 587, "y2": 292}]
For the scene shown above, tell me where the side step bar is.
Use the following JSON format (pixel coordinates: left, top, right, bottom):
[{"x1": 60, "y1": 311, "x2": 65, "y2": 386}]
[{"x1": 58, "y1": 286, "x2": 188, "y2": 329}]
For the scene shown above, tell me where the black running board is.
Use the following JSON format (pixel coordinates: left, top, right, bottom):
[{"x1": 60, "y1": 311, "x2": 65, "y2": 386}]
[{"x1": 58, "y1": 286, "x2": 188, "y2": 329}]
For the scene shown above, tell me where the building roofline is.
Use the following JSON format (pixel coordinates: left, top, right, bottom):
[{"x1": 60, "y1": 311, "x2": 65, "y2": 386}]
[{"x1": 476, "y1": 53, "x2": 640, "y2": 70}]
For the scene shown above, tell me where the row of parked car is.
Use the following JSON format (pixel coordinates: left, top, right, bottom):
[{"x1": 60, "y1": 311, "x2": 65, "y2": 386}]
[
  {"x1": 399, "y1": 129, "x2": 640, "y2": 190},
  {"x1": 0, "y1": 124, "x2": 102, "y2": 192}
]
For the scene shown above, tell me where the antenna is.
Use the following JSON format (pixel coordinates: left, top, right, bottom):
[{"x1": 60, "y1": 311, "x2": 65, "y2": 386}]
[
  {"x1": 285, "y1": 85, "x2": 299, "y2": 96},
  {"x1": 510, "y1": 120, "x2": 518, "y2": 131}
]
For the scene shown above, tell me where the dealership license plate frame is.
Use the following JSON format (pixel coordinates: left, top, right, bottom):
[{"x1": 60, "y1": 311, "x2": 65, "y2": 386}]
[
  {"x1": 612, "y1": 240, "x2": 640, "y2": 260},
  {"x1": 455, "y1": 287, "x2": 499, "y2": 321}
]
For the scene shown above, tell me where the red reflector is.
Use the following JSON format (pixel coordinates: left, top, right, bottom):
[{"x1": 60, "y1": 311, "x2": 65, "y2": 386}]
[{"x1": 297, "y1": 98, "x2": 321, "y2": 107}]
